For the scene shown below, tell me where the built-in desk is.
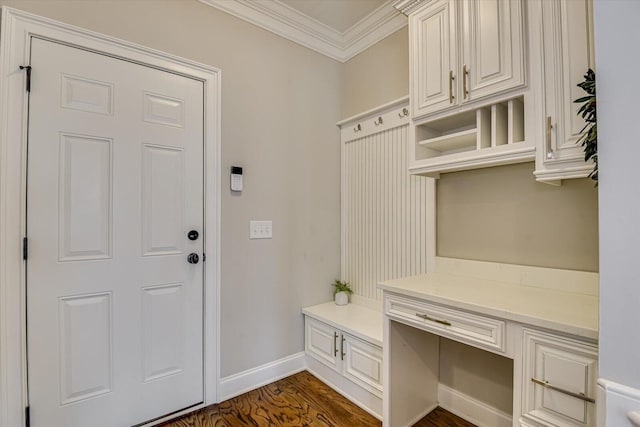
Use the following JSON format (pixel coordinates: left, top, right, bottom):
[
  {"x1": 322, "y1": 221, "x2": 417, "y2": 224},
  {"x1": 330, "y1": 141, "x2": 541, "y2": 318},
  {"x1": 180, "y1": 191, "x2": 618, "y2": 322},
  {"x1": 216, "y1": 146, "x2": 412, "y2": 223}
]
[{"x1": 378, "y1": 257, "x2": 599, "y2": 427}]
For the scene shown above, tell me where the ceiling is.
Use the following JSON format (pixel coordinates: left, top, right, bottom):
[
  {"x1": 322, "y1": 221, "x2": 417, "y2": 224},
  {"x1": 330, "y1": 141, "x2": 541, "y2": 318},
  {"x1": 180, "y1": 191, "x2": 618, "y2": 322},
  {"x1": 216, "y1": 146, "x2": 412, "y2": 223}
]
[
  {"x1": 198, "y1": 0, "x2": 407, "y2": 62},
  {"x1": 279, "y1": 0, "x2": 387, "y2": 33}
]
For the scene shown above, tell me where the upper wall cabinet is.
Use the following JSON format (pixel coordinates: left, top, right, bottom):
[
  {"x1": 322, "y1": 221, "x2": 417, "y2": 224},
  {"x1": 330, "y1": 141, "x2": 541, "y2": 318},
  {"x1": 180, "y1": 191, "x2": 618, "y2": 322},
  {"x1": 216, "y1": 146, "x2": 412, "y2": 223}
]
[
  {"x1": 409, "y1": 0, "x2": 526, "y2": 120},
  {"x1": 532, "y1": 0, "x2": 595, "y2": 185}
]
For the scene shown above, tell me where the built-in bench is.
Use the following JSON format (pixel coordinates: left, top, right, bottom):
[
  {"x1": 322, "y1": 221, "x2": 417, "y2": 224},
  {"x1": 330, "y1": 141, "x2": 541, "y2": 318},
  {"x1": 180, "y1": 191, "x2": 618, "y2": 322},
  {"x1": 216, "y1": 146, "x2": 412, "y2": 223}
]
[{"x1": 302, "y1": 302, "x2": 383, "y2": 419}]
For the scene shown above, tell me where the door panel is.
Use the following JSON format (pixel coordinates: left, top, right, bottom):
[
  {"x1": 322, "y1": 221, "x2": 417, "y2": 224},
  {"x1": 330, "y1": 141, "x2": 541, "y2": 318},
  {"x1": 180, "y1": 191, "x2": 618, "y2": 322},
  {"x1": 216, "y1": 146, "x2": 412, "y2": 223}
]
[
  {"x1": 461, "y1": 0, "x2": 525, "y2": 102},
  {"x1": 411, "y1": 0, "x2": 457, "y2": 118},
  {"x1": 142, "y1": 144, "x2": 185, "y2": 256},
  {"x1": 59, "y1": 133, "x2": 112, "y2": 261},
  {"x1": 27, "y1": 37, "x2": 204, "y2": 427},
  {"x1": 58, "y1": 292, "x2": 113, "y2": 405}
]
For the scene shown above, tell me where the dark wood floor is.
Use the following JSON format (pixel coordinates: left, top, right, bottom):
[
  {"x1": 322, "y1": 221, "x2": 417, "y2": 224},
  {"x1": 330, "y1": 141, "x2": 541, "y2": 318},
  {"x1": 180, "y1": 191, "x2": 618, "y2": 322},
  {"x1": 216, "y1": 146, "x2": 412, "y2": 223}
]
[{"x1": 160, "y1": 371, "x2": 476, "y2": 427}]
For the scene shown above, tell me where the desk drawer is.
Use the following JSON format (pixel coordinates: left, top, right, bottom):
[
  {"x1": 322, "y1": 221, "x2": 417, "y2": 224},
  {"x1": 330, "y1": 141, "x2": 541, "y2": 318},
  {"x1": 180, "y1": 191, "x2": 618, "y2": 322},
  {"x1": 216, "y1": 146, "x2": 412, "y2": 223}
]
[{"x1": 385, "y1": 294, "x2": 506, "y2": 353}]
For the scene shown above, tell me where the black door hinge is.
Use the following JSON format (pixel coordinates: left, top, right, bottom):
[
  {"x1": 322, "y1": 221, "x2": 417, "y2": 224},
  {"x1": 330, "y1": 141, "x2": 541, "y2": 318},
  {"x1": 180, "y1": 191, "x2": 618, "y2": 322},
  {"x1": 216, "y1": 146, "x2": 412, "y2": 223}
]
[
  {"x1": 203, "y1": 253, "x2": 206, "y2": 262},
  {"x1": 19, "y1": 65, "x2": 32, "y2": 92},
  {"x1": 23, "y1": 237, "x2": 28, "y2": 261},
  {"x1": 25, "y1": 405, "x2": 30, "y2": 427}
]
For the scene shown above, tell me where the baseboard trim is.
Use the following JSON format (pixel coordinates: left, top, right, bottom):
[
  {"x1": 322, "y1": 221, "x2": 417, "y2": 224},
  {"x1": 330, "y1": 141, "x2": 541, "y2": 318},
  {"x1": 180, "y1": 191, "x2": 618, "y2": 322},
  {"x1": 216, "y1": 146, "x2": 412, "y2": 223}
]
[
  {"x1": 219, "y1": 352, "x2": 306, "y2": 401},
  {"x1": 400, "y1": 404, "x2": 439, "y2": 427},
  {"x1": 438, "y1": 383, "x2": 512, "y2": 427},
  {"x1": 598, "y1": 378, "x2": 640, "y2": 427}
]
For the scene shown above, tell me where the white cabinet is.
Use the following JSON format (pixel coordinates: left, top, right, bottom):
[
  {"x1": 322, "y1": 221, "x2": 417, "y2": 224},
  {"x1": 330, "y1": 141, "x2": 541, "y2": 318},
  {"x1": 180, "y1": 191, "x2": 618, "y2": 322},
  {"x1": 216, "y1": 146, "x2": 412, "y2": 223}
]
[
  {"x1": 409, "y1": 0, "x2": 526, "y2": 119},
  {"x1": 533, "y1": 0, "x2": 595, "y2": 184},
  {"x1": 460, "y1": 0, "x2": 526, "y2": 103},
  {"x1": 305, "y1": 316, "x2": 383, "y2": 398},
  {"x1": 520, "y1": 328, "x2": 598, "y2": 427},
  {"x1": 305, "y1": 316, "x2": 340, "y2": 371},
  {"x1": 410, "y1": 0, "x2": 458, "y2": 118}
]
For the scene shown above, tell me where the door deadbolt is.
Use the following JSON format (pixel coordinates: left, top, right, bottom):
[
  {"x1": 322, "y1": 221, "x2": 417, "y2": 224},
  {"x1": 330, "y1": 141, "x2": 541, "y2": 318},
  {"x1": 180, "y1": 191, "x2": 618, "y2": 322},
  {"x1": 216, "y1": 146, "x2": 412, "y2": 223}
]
[
  {"x1": 187, "y1": 253, "x2": 199, "y2": 264},
  {"x1": 187, "y1": 230, "x2": 199, "y2": 241}
]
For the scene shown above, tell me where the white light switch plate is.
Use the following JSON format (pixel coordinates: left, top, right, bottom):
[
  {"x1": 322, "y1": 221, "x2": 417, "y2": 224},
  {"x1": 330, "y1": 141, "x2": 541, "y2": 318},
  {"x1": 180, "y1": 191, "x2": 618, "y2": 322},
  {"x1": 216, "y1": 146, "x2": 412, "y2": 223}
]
[{"x1": 250, "y1": 220, "x2": 272, "y2": 239}]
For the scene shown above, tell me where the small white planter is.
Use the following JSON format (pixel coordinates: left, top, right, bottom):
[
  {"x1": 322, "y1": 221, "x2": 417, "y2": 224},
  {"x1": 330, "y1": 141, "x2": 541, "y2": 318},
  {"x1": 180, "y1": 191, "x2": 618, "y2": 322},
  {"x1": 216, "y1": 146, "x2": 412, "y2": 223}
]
[{"x1": 334, "y1": 291, "x2": 349, "y2": 306}]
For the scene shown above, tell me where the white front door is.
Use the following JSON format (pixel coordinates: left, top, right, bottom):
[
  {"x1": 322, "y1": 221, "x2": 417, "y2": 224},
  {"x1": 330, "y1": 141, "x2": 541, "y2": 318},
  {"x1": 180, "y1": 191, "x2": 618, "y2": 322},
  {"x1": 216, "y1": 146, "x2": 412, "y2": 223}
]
[{"x1": 26, "y1": 37, "x2": 204, "y2": 427}]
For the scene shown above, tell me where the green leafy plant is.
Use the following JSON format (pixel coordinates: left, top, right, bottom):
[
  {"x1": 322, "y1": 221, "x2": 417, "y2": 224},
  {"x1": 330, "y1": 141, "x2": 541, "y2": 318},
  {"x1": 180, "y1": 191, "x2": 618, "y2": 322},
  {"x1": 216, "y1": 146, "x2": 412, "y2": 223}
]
[
  {"x1": 575, "y1": 68, "x2": 598, "y2": 184},
  {"x1": 332, "y1": 279, "x2": 353, "y2": 295}
]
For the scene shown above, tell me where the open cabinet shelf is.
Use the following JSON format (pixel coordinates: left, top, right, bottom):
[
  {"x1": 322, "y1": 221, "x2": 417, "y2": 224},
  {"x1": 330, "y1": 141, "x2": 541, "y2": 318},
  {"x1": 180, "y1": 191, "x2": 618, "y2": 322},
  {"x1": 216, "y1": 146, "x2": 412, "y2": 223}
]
[{"x1": 410, "y1": 96, "x2": 534, "y2": 177}]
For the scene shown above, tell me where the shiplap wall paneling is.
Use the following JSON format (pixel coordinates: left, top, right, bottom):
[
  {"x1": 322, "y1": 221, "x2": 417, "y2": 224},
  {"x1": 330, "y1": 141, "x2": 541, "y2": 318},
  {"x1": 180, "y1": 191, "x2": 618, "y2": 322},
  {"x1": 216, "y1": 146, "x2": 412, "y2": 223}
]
[{"x1": 341, "y1": 109, "x2": 434, "y2": 302}]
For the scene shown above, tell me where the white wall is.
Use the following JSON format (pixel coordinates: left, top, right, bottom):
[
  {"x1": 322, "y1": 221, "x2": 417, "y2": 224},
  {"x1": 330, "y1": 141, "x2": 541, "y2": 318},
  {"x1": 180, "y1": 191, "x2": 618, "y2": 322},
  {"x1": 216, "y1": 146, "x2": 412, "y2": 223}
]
[
  {"x1": 594, "y1": 0, "x2": 640, "y2": 389},
  {"x1": 0, "y1": 0, "x2": 342, "y2": 379}
]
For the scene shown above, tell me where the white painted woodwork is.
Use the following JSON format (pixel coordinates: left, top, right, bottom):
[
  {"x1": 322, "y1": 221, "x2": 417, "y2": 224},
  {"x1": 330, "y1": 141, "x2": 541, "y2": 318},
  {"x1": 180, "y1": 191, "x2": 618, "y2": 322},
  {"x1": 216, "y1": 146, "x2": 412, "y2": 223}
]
[
  {"x1": 26, "y1": 38, "x2": 204, "y2": 427},
  {"x1": 597, "y1": 379, "x2": 640, "y2": 427},
  {"x1": 379, "y1": 258, "x2": 599, "y2": 427},
  {"x1": 410, "y1": 0, "x2": 457, "y2": 118},
  {"x1": 199, "y1": 0, "x2": 407, "y2": 63},
  {"x1": 58, "y1": 292, "x2": 113, "y2": 405},
  {"x1": 141, "y1": 283, "x2": 186, "y2": 382},
  {"x1": 409, "y1": 94, "x2": 533, "y2": 176},
  {"x1": 60, "y1": 74, "x2": 114, "y2": 116},
  {"x1": 340, "y1": 102, "x2": 434, "y2": 302},
  {"x1": 408, "y1": 0, "x2": 525, "y2": 119},
  {"x1": 302, "y1": 302, "x2": 383, "y2": 346},
  {"x1": 521, "y1": 329, "x2": 598, "y2": 427},
  {"x1": 304, "y1": 315, "x2": 383, "y2": 398},
  {"x1": 343, "y1": 334, "x2": 383, "y2": 397},
  {"x1": 338, "y1": 96, "x2": 410, "y2": 142},
  {"x1": 384, "y1": 319, "x2": 439, "y2": 427},
  {"x1": 385, "y1": 293, "x2": 506, "y2": 355},
  {"x1": 303, "y1": 303, "x2": 384, "y2": 404},
  {"x1": 437, "y1": 383, "x2": 513, "y2": 427},
  {"x1": 143, "y1": 92, "x2": 185, "y2": 128},
  {"x1": 460, "y1": 0, "x2": 525, "y2": 103},
  {"x1": 142, "y1": 144, "x2": 185, "y2": 256},
  {"x1": 305, "y1": 317, "x2": 340, "y2": 371},
  {"x1": 533, "y1": 0, "x2": 595, "y2": 184},
  {"x1": 58, "y1": 133, "x2": 112, "y2": 261},
  {"x1": 0, "y1": 9, "x2": 221, "y2": 427},
  {"x1": 379, "y1": 258, "x2": 599, "y2": 340}
]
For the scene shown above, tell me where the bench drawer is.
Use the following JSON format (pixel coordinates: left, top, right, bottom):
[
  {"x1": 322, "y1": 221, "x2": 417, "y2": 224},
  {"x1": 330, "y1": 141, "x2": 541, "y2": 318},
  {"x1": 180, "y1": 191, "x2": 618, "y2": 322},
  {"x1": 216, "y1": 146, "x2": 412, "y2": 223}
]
[{"x1": 385, "y1": 293, "x2": 506, "y2": 353}]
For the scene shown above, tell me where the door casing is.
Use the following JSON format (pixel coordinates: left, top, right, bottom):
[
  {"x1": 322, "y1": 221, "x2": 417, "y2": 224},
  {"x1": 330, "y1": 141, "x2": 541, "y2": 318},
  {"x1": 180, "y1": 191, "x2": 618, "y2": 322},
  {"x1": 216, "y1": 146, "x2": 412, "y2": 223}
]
[{"x1": 0, "y1": 7, "x2": 221, "y2": 427}]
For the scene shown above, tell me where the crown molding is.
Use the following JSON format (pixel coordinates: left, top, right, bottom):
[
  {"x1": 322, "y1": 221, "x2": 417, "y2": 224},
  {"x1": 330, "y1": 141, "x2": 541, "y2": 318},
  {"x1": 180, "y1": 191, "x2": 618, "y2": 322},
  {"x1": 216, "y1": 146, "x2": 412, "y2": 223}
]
[
  {"x1": 393, "y1": 0, "x2": 429, "y2": 15},
  {"x1": 198, "y1": 0, "x2": 407, "y2": 62}
]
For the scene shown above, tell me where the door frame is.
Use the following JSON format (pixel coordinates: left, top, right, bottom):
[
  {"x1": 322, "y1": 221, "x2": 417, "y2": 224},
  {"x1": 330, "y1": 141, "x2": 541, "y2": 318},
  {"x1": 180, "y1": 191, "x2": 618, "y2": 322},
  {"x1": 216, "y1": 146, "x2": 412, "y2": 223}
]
[{"x1": 0, "y1": 7, "x2": 221, "y2": 427}]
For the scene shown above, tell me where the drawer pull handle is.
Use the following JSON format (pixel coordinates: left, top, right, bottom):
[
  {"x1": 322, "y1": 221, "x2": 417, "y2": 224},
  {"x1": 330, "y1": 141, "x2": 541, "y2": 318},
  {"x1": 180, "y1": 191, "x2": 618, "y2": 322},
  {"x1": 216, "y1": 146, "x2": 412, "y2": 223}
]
[
  {"x1": 341, "y1": 336, "x2": 346, "y2": 360},
  {"x1": 449, "y1": 70, "x2": 455, "y2": 104},
  {"x1": 334, "y1": 332, "x2": 339, "y2": 357},
  {"x1": 463, "y1": 64, "x2": 469, "y2": 99},
  {"x1": 415, "y1": 313, "x2": 451, "y2": 326},
  {"x1": 546, "y1": 116, "x2": 553, "y2": 159},
  {"x1": 531, "y1": 377, "x2": 595, "y2": 403}
]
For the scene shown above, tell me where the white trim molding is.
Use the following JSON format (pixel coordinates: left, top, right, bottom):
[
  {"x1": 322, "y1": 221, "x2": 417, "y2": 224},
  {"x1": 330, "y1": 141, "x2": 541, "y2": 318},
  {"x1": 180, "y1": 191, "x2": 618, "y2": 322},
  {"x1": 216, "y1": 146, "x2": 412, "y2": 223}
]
[
  {"x1": 219, "y1": 352, "x2": 307, "y2": 401},
  {"x1": 597, "y1": 378, "x2": 640, "y2": 427},
  {"x1": 198, "y1": 0, "x2": 407, "y2": 62},
  {"x1": 0, "y1": 7, "x2": 221, "y2": 427},
  {"x1": 438, "y1": 384, "x2": 512, "y2": 427}
]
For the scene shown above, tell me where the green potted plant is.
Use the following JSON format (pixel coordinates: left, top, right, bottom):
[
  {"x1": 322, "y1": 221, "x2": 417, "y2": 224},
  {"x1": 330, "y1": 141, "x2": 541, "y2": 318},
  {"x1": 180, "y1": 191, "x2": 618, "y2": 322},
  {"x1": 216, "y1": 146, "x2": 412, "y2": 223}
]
[
  {"x1": 575, "y1": 68, "x2": 597, "y2": 184},
  {"x1": 332, "y1": 279, "x2": 353, "y2": 306}
]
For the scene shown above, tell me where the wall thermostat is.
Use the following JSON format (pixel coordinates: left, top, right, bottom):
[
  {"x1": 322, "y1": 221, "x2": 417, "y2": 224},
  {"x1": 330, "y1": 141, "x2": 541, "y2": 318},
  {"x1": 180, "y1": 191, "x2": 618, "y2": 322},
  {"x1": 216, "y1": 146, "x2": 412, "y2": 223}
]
[{"x1": 230, "y1": 166, "x2": 243, "y2": 192}]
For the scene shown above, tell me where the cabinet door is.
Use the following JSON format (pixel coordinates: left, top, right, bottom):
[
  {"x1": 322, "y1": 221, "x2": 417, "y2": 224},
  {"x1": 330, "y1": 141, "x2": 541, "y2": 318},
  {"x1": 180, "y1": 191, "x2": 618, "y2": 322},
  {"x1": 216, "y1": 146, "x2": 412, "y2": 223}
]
[
  {"x1": 305, "y1": 317, "x2": 339, "y2": 372},
  {"x1": 342, "y1": 333, "x2": 383, "y2": 398},
  {"x1": 536, "y1": 0, "x2": 594, "y2": 180},
  {"x1": 521, "y1": 329, "x2": 597, "y2": 427},
  {"x1": 461, "y1": 0, "x2": 525, "y2": 102},
  {"x1": 411, "y1": 0, "x2": 458, "y2": 118}
]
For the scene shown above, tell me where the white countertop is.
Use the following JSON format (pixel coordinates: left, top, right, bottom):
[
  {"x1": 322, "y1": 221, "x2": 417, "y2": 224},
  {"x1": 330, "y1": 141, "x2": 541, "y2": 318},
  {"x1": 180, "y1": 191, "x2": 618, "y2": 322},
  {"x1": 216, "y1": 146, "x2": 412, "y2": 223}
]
[
  {"x1": 302, "y1": 302, "x2": 383, "y2": 347},
  {"x1": 378, "y1": 271, "x2": 599, "y2": 340}
]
